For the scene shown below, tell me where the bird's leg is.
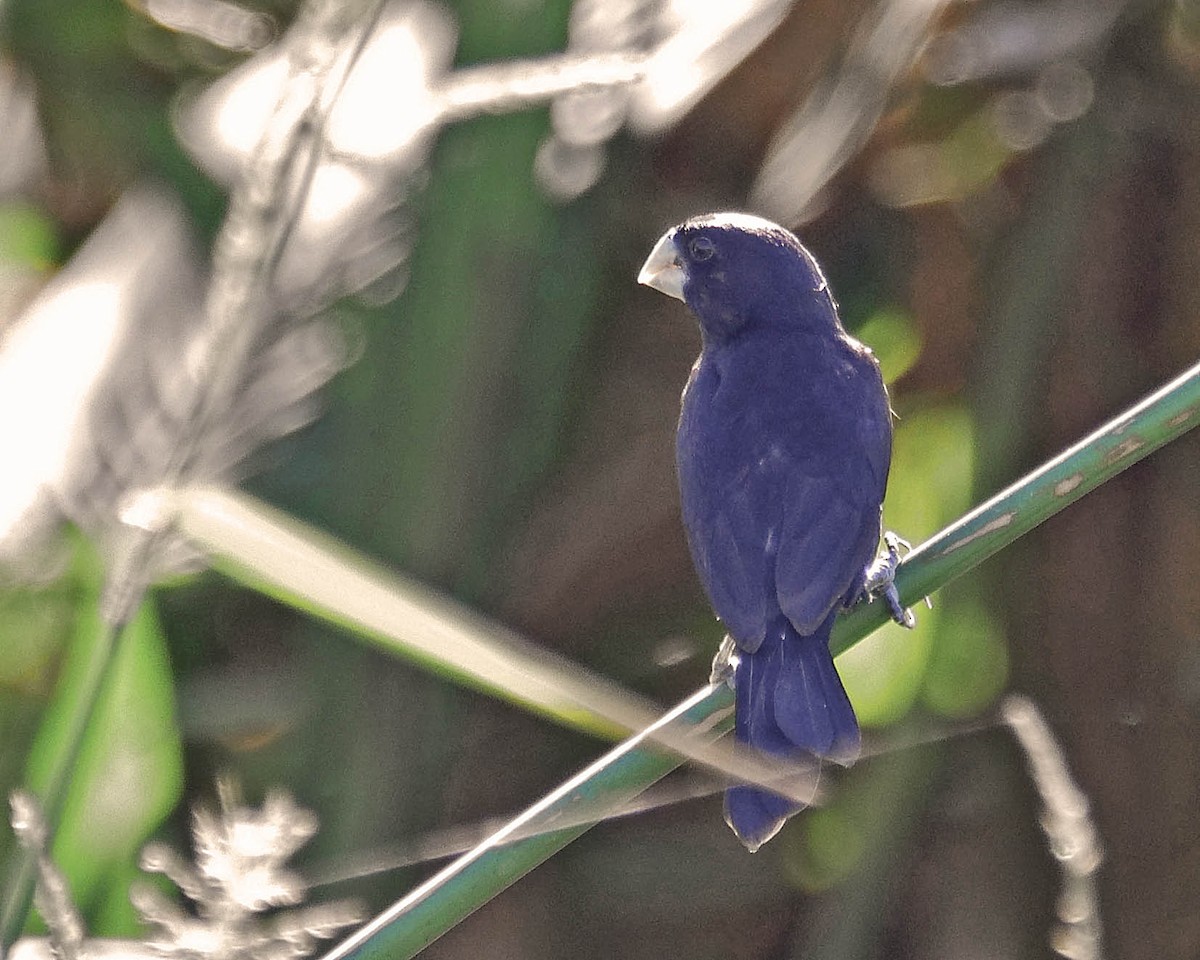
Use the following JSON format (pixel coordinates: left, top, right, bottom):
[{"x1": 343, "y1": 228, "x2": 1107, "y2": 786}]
[
  {"x1": 859, "y1": 532, "x2": 917, "y2": 628},
  {"x1": 710, "y1": 634, "x2": 740, "y2": 687}
]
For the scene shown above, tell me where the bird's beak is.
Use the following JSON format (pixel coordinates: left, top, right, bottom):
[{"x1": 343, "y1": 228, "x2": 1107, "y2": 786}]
[{"x1": 637, "y1": 230, "x2": 685, "y2": 302}]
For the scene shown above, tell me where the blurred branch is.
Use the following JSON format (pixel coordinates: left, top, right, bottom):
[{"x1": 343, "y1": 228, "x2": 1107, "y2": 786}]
[
  {"x1": 8, "y1": 793, "x2": 84, "y2": 960},
  {"x1": 1003, "y1": 696, "x2": 1104, "y2": 960},
  {"x1": 314, "y1": 355, "x2": 1200, "y2": 960},
  {"x1": 103, "y1": 0, "x2": 387, "y2": 624},
  {"x1": 922, "y1": 0, "x2": 1126, "y2": 84},
  {"x1": 308, "y1": 721, "x2": 982, "y2": 883},
  {"x1": 436, "y1": 51, "x2": 649, "y2": 121},
  {"x1": 309, "y1": 772, "x2": 734, "y2": 883},
  {"x1": 127, "y1": 0, "x2": 275, "y2": 52},
  {"x1": 751, "y1": 0, "x2": 951, "y2": 225},
  {"x1": 0, "y1": 0, "x2": 388, "y2": 952}
]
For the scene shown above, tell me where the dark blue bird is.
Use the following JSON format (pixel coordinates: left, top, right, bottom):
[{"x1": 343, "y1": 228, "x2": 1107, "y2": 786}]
[{"x1": 639, "y1": 213, "x2": 895, "y2": 851}]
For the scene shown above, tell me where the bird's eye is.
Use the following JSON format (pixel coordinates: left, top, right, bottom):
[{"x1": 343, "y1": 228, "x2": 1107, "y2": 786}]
[{"x1": 689, "y1": 236, "x2": 715, "y2": 261}]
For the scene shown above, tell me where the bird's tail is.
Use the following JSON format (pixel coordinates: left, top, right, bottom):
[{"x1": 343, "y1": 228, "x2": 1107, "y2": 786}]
[{"x1": 724, "y1": 614, "x2": 860, "y2": 851}]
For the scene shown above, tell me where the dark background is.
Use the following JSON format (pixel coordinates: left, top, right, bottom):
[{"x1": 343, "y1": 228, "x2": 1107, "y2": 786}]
[{"x1": 2, "y1": 1, "x2": 1199, "y2": 958}]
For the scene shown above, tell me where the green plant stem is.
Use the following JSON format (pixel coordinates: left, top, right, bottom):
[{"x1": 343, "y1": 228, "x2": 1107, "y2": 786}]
[
  {"x1": 319, "y1": 683, "x2": 730, "y2": 960},
  {"x1": 832, "y1": 357, "x2": 1200, "y2": 654},
  {"x1": 315, "y1": 356, "x2": 1200, "y2": 960},
  {"x1": 0, "y1": 621, "x2": 119, "y2": 954}
]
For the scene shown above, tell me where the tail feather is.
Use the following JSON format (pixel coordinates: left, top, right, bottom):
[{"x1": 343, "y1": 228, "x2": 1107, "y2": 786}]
[
  {"x1": 723, "y1": 785, "x2": 805, "y2": 853},
  {"x1": 724, "y1": 614, "x2": 859, "y2": 851},
  {"x1": 772, "y1": 618, "x2": 860, "y2": 766}
]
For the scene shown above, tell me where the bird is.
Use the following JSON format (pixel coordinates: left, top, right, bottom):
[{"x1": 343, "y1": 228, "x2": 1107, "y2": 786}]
[{"x1": 638, "y1": 212, "x2": 896, "y2": 851}]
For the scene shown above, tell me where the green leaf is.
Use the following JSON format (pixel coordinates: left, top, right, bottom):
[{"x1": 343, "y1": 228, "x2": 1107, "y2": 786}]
[
  {"x1": 0, "y1": 204, "x2": 59, "y2": 268},
  {"x1": 840, "y1": 403, "x2": 975, "y2": 726},
  {"x1": 167, "y1": 487, "x2": 820, "y2": 797},
  {"x1": 792, "y1": 801, "x2": 869, "y2": 890},
  {"x1": 922, "y1": 590, "x2": 1009, "y2": 718},
  {"x1": 23, "y1": 591, "x2": 183, "y2": 934},
  {"x1": 857, "y1": 307, "x2": 922, "y2": 385}
]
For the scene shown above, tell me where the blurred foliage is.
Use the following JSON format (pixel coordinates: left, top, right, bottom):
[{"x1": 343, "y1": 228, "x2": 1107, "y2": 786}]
[
  {"x1": 25, "y1": 589, "x2": 182, "y2": 935},
  {"x1": 0, "y1": 0, "x2": 1198, "y2": 959},
  {"x1": 841, "y1": 404, "x2": 979, "y2": 729},
  {"x1": 0, "y1": 203, "x2": 57, "y2": 267},
  {"x1": 1, "y1": 539, "x2": 182, "y2": 936}
]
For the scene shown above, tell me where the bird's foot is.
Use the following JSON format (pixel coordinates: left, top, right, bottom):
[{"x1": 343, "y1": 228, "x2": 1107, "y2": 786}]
[
  {"x1": 860, "y1": 532, "x2": 921, "y2": 629},
  {"x1": 710, "y1": 635, "x2": 740, "y2": 687}
]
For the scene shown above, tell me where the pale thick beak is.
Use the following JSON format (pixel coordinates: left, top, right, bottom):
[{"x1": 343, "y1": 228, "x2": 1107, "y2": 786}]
[{"x1": 637, "y1": 230, "x2": 685, "y2": 302}]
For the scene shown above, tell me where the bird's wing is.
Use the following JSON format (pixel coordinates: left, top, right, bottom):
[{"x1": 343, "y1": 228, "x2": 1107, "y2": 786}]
[
  {"x1": 774, "y1": 473, "x2": 881, "y2": 634},
  {"x1": 775, "y1": 351, "x2": 891, "y2": 635},
  {"x1": 681, "y1": 438, "x2": 879, "y2": 649},
  {"x1": 679, "y1": 474, "x2": 775, "y2": 653}
]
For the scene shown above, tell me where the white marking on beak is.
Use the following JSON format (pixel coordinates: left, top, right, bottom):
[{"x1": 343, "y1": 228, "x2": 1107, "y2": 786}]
[{"x1": 637, "y1": 230, "x2": 685, "y2": 302}]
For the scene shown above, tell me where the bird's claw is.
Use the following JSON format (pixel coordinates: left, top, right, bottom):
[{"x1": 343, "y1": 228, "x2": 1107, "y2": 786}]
[
  {"x1": 860, "y1": 532, "x2": 920, "y2": 629},
  {"x1": 710, "y1": 635, "x2": 740, "y2": 687}
]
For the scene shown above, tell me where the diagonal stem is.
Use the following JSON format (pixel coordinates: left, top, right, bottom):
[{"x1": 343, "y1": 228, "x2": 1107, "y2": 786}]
[
  {"x1": 159, "y1": 486, "x2": 819, "y2": 803},
  {"x1": 831, "y1": 357, "x2": 1200, "y2": 654},
  {"x1": 317, "y1": 356, "x2": 1200, "y2": 960}
]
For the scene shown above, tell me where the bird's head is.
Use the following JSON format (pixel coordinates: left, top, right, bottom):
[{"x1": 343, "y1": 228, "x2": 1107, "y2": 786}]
[{"x1": 638, "y1": 212, "x2": 838, "y2": 343}]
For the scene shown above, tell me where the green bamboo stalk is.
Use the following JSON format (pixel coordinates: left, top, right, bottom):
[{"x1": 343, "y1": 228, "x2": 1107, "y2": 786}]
[
  {"x1": 320, "y1": 684, "x2": 730, "y2": 960},
  {"x1": 316, "y1": 356, "x2": 1200, "y2": 960}
]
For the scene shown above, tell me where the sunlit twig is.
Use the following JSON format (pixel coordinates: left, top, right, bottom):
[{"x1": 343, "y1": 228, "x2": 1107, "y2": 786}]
[
  {"x1": 1003, "y1": 696, "x2": 1105, "y2": 960},
  {"x1": 8, "y1": 792, "x2": 85, "y2": 960},
  {"x1": 436, "y1": 51, "x2": 650, "y2": 121},
  {"x1": 102, "y1": 0, "x2": 388, "y2": 625},
  {"x1": 751, "y1": 0, "x2": 952, "y2": 225},
  {"x1": 130, "y1": 0, "x2": 275, "y2": 52}
]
